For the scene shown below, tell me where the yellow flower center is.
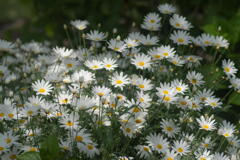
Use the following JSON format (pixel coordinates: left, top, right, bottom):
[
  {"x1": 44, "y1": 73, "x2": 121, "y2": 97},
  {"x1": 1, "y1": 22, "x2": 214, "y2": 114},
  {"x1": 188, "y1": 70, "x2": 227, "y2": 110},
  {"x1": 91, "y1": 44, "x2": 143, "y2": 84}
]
[
  {"x1": 163, "y1": 52, "x2": 169, "y2": 56},
  {"x1": 137, "y1": 61, "x2": 145, "y2": 66},
  {"x1": 177, "y1": 38, "x2": 184, "y2": 43},
  {"x1": 0, "y1": 113, "x2": 4, "y2": 117},
  {"x1": 0, "y1": 146, "x2": 5, "y2": 151},
  {"x1": 8, "y1": 113, "x2": 14, "y2": 118},
  {"x1": 224, "y1": 67, "x2": 230, "y2": 72},
  {"x1": 175, "y1": 23, "x2": 181, "y2": 27},
  {"x1": 191, "y1": 79, "x2": 197, "y2": 84},
  {"x1": 154, "y1": 55, "x2": 161, "y2": 59},
  {"x1": 167, "y1": 158, "x2": 173, "y2": 160},
  {"x1": 87, "y1": 144, "x2": 94, "y2": 150},
  {"x1": 200, "y1": 158, "x2": 206, "y2": 160},
  {"x1": 143, "y1": 146, "x2": 150, "y2": 152},
  {"x1": 29, "y1": 147, "x2": 37, "y2": 152},
  {"x1": 139, "y1": 97, "x2": 144, "y2": 102},
  {"x1": 223, "y1": 133, "x2": 230, "y2": 137},
  {"x1": 9, "y1": 155, "x2": 17, "y2": 160},
  {"x1": 166, "y1": 126, "x2": 173, "y2": 132},
  {"x1": 91, "y1": 65, "x2": 99, "y2": 69},
  {"x1": 5, "y1": 138, "x2": 12, "y2": 144},
  {"x1": 177, "y1": 147, "x2": 183, "y2": 153},
  {"x1": 125, "y1": 128, "x2": 132, "y2": 133},
  {"x1": 97, "y1": 92, "x2": 105, "y2": 96},
  {"x1": 210, "y1": 102, "x2": 217, "y2": 107},
  {"x1": 67, "y1": 63, "x2": 73, "y2": 68},
  {"x1": 132, "y1": 107, "x2": 141, "y2": 113},
  {"x1": 149, "y1": 19, "x2": 156, "y2": 23},
  {"x1": 66, "y1": 121, "x2": 74, "y2": 126},
  {"x1": 204, "y1": 41, "x2": 210, "y2": 45},
  {"x1": 105, "y1": 64, "x2": 112, "y2": 68},
  {"x1": 180, "y1": 101, "x2": 187, "y2": 105},
  {"x1": 203, "y1": 143, "x2": 209, "y2": 148},
  {"x1": 156, "y1": 144, "x2": 163, "y2": 149},
  {"x1": 135, "y1": 119, "x2": 142, "y2": 123},
  {"x1": 61, "y1": 98, "x2": 69, "y2": 104},
  {"x1": 163, "y1": 96, "x2": 171, "y2": 102},
  {"x1": 114, "y1": 47, "x2": 120, "y2": 51},
  {"x1": 38, "y1": 88, "x2": 46, "y2": 93},
  {"x1": 163, "y1": 90, "x2": 169, "y2": 95},
  {"x1": 27, "y1": 110, "x2": 33, "y2": 115},
  {"x1": 138, "y1": 84, "x2": 145, "y2": 89},
  {"x1": 176, "y1": 87, "x2": 182, "y2": 91},
  {"x1": 202, "y1": 124, "x2": 209, "y2": 129},
  {"x1": 116, "y1": 80, "x2": 123, "y2": 84},
  {"x1": 75, "y1": 136, "x2": 83, "y2": 142}
]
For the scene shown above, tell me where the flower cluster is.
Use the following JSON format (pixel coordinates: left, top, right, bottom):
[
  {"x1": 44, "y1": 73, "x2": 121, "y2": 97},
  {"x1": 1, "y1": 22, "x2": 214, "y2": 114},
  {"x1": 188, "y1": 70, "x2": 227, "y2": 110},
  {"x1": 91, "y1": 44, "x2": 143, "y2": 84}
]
[{"x1": 0, "y1": 3, "x2": 239, "y2": 160}]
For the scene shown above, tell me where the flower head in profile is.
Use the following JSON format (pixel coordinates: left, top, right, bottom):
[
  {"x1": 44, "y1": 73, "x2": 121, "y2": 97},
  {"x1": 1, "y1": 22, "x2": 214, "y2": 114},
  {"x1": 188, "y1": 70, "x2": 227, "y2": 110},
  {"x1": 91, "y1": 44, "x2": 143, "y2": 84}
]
[{"x1": 71, "y1": 19, "x2": 89, "y2": 30}]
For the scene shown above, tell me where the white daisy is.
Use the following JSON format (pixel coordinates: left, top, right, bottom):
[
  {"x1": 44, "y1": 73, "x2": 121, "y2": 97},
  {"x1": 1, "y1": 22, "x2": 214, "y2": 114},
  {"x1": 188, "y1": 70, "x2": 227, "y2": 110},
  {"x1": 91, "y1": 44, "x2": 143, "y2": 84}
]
[
  {"x1": 86, "y1": 30, "x2": 107, "y2": 41},
  {"x1": 170, "y1": 30, "x2": 191, "y2": 45},
  {"x1": 131, "y1": 54, "x2": 152, "y2": 69},
  {"x1": 70, "y1": 19, "x2": 89, "y2": 30},
  {"x1": 158, "y1": 3, "x2": 176, "y2": 14},
  {"x1": 169, "y1": 14, "x2": 192, "y2": 30},
  {"x1": 196, "y1": 115, "x2": 216, "y2": 131},
  {"x1": 110, "y1": 72, "x2": 130, "y2": 89},
  {"x1": 108, "y1": 39, "x2": 126, "y2": 52}
]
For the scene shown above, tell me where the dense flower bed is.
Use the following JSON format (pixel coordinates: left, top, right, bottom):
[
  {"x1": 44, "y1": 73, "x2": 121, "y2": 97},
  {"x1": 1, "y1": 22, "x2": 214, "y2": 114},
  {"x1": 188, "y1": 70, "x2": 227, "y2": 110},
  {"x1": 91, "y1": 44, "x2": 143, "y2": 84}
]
[{"x1": 0, "y1": 3, "x2": 239, "y2": 160}]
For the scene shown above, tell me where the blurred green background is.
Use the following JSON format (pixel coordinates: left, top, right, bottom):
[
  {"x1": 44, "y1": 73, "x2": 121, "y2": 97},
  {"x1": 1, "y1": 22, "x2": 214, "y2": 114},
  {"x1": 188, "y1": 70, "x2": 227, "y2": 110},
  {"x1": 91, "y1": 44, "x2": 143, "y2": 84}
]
[
  {"x1": 1, "y1": 0, "x2": 240, "y2": 50},
  {"x1": 1, "y1": 0, "x2": 240, "y2": 120}
]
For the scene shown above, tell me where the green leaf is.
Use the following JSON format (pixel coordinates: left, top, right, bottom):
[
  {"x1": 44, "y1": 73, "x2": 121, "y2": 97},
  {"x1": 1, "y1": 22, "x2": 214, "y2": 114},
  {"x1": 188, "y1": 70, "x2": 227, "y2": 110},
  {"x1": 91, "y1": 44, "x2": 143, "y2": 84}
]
[
  {"x1": 228, "y1": 92, "x2": 240, "y2": 105},
  {"x1": 17, "y1": 152, "x2": 41, "y2": 160},
  {"x1": 39, "y1": 135, "x2": 61, "y2": 160}
]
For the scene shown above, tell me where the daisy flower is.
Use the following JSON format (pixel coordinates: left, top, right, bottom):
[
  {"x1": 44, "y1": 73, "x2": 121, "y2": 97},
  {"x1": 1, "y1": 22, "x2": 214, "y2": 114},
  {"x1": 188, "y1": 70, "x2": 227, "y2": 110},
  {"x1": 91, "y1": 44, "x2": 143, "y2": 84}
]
[
  {"x1": 86, "y1": 30, "x2": 107, "y2": 41},
  {"x1": 205, "y1": 96, "x2": 222, "y2": 108},
  {"x1": 218, "y1": 120, "x2": 236, "y2": 138},
  {"x1": 53, "y1": 46, "x2": 73, "y2": 58},
  {"x1": 128, "y1": 32, "x2": 143, "y2": 42},
  {"x1": 195, "y1": 150, "x2": 213, "y2": 160},
  {"x1": 32, "y1": 79, "x2": 53, "y2": 95},
  {"x1": 72, "y1": 70, "x2": 95, "y2": 84},
  {"x1": 121, "y1": 122, "x2": 139, "y2": 138},
  {"x1": 70, "y1": 19, "x2": 89, "y2": 30},
  {"x1": 139, "y1": 34, "x2": 159, "y2": 46},
  {"x1": 170, "y1": 30, "x2": 191, "y2": 45},
  {"x1": 229, "y1": 77, "x2": 240, "y2": 90},
  {"x1": 141, "y1": 21, "x2": 161, "y2": 31},
  {"x1": 222, "y1": 59, "x2": 237, "y2": 77},
  {"x1": 173, "y1": 140, "x2": 190, "y2": 155},
  {"x1": 196, "y1": 89, "x2": 214, "y2": 102},
  {"x1": 92, "y1": 86, "x2": 111, "y2": 97},
  {"x1": 75, "y1": 95, "x2": 97, "y2": 110},
  {"x1": 124, "y1": 38, "x2": 140, "y2": 48},
  {"x1": 160, "y1": 119, "x2": 180, "y2": 137},
  {"x1": 196, "y1": 115, "x2": 216, "y2": 131},
  {"x1": 57, "y1": 91, "x2": 72, "y2": 105},
  {"x1": 110, "y1": 72, "x2": 130, "y2": 89},
  {"x1": 59, "y1": 113, "x2": 79, "y2": 130},
  {"x1": 169, "y1": 14, "x2": 192, "y2": 30},
  {"x1": 0, "y1": 39, "x2": 15, "y2": 52},
  {"x1": 135, "y1": 145, "x2": 152, "y2": 159},
  {"x1": 74, "y1": 129, "x2": 92, "y2": 143},
  {"x1": 146, "y1": 133, "x2": 169, "y2": 153},
  {"x1": 171, "y1": 79, "x2": 188, "y2": 94},
  {"x1": 199, "y1": 33, "x2": 215, "y2": 47},
  {"x1": 131, "y1": 54, "x2": 152, "y2": 69},
  {"x1": 85, "y1": 59, "x2": 103, "y2": 70},
  {"x1": 158, "y1": 45, "x2": 175, "y2": 59},
  {"x1": 164, "y1": 150, "x2": 178, "y2": 160},
  {"x1": 214, "y1": 36, "x2": 229, "y2": 49},
  {"x1": 108, "y1": 39, "x2": 126, "y2": 52},
  {"x1": 213, "y1": 153, "x2": 230, "y2": 160},
  {"x1": 186, "y1": 71, "x2": 204, "y2": 86},
  {"x1": 102, "y1": 57, "x2": 118, "y2": 70},
  {"x1": 168, "y1": 55, "x2": 186, "y2": 66},
  {"x1": 148, "y1": 47, "x2": 163, "y2": 60},
  {"x1": 78, "y1": 143, "x2": 100, "y2": 158},
  {"x1": 158, "y1": 3, "x2": 176, "y2": 14}
]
